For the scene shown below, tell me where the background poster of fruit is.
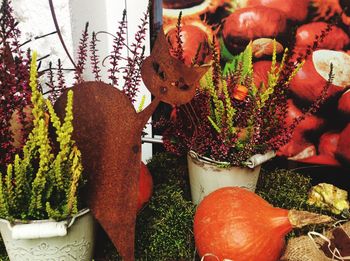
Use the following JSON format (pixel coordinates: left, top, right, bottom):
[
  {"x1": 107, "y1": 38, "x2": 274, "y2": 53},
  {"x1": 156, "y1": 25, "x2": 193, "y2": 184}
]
[{"x1": 161, "y1": 0, "x2": 350, "y2": 167}]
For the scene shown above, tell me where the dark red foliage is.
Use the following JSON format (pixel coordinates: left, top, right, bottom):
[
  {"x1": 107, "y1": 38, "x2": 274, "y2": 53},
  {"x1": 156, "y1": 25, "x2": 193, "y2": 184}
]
[
  {"x1": 74, "y1": 22, "x2": 89, "y2": 84},
  {"x1": 122, "y1": 8, "x2": 149, "y2": 102},
  {"x1": 168, "y1": 11, "x2": 185, "y2": 63},
  {"x1": 108, "y1": 10, "x2": 127, "y2": 86},
  {"x1": 90, "y1": 32, "x2": 101, "y2": 81},
  {"x1": 0, "y1": 0, "x2": 32, "y2": 171}
]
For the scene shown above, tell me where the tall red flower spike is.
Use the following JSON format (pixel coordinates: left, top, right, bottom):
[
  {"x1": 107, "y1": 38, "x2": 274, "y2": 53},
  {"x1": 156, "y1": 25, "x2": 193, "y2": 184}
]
[{"x1": 54, "y1": 29, "x2": 208, "y2": 260}]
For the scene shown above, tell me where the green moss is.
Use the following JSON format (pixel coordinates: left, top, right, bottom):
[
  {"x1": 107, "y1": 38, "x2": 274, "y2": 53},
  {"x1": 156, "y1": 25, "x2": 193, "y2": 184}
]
[
  {"x1": 135, "y1": 183, "x2": 195, "y2": 260},
  {"x1": 256, "y1": 168, "x2": 313, "y2": 210},
  {"x1": 137, "y1": 152, "x2": 196, "y2": 259},
  {"x1": 146, "y1": 152, "x2": 191, "y2": 198}
]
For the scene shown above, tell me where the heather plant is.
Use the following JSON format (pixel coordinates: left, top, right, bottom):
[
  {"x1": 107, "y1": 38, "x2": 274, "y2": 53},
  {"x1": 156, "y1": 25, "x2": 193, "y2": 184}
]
[
  {"x1": 0, "y1": 52, "x2": 83, "y2": 221},
  {"x1": 47, "y1": 5, "x2": 149, "y2": 104},
  {"x1": 158, "y1": 38, "x2": 333, "y2": 166},
  {"x1": 0, "y1": 0, "x2": 32, "y2": 171}
]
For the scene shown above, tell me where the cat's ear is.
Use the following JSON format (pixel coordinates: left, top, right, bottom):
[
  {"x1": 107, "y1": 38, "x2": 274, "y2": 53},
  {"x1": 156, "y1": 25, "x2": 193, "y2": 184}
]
[
  {"x1": 150, "y1": 28, "x2": 172, "y2": 61},
  {"x1": 187, "y1": 64, "x2": 211, "y2": 83}
]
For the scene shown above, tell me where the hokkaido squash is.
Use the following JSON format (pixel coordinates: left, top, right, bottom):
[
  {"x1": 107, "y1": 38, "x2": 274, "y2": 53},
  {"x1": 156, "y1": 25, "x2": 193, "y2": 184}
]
[
  {"x1": 137, "y1": 162, "x2": 153, "y2": 211},
  {"x1": 194, "y1": 187, "x2": 332, "y2": 261}
]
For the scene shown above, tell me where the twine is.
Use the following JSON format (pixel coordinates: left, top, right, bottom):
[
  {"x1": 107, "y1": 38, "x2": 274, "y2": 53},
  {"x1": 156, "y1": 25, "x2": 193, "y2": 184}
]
[
  {"x1": 201, "y1": 253, "x2": 234, "y2": 261},
  {"x1": 308, "y1": 230, "x2": 350, "y2": 260}
]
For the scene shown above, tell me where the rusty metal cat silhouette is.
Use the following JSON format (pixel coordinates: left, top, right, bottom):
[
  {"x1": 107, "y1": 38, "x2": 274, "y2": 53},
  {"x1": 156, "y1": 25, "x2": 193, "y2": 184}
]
[{"x1": 54, "y1": 29, "x2": 209, "y2": 260}]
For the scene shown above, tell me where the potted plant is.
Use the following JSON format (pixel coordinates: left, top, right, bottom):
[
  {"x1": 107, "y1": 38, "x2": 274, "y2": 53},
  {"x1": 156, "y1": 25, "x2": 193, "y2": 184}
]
[
  {"x1": 158, "y1": 33, "x2": 333, "y2": 203},
  {"x1": 0, "y1": 52, "x2": 95, "y2": 261}
]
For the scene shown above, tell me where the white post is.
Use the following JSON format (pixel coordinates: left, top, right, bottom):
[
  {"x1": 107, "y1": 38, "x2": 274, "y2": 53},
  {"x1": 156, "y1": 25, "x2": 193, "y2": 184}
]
[
  {"x1": 121, "y1": 0, "x2": 153, "y2": 162},
  {"x1": 13, "y1": 0, "x2": 73, "y2": 78},
  {"x1": 69, "y1": 0, "x2": 153, "y2": 161}
]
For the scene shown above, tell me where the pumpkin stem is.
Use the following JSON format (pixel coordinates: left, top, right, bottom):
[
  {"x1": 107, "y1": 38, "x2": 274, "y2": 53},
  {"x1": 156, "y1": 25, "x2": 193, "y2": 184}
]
[{"x1": 288, "y1": 209, "x2": 333, "y2": 228}]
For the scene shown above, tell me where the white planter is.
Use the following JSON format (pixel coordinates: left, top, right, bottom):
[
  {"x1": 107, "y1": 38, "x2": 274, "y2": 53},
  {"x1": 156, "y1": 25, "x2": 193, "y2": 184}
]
[
  {"x1": 188, "y1": 151, "x2": 274, "y2": 205},
  {"x1": 0, "y1": 209, "x2": 95, "y2": 261}
]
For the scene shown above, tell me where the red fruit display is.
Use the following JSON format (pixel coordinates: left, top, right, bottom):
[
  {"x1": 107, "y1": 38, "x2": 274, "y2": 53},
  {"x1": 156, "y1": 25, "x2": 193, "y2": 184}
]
[
  {"x1": 166, "y1": 24, "x2": 211, "y2": 66},
  {"x1": 319, "y1": 132, "x2": 340, "y2": 157},
  {"x1": 338, "y1": 89, "x2": 350, "y2": 116},
  {"x1": 246, "y1": 0, "x2": 310, "y2": 21},
  {"x1": 253, "y1": 60, "x2": 273, "y2": 90},
  {"x1": 222, "y1": 6, "x2": 286, "y2": 54},
  {"x1": 290, "y1": 50, "x2": 350, "y2": 102},
  {"x1": 161, "y1": 0, "x2": 350, "y2": 168},
  {"x1": 336, "y1": 124, "x2": 350, "y2": 163},
  {"x1": 294, "y1": 22, "x2": 350, "y2": 52},
  {"x1": 298, "y1": 132, "x2": 341, "y2": 166},
  {"x1": 277, "y1": 99, "x2": 324, "y2": 158},
  {"x1": 163, "y1": 0, "x2": 205, "y2": 9}
]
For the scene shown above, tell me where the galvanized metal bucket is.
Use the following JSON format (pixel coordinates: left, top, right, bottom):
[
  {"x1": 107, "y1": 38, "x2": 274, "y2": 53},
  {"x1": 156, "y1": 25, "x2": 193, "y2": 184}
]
[
  {"x1": 187, "y1": 151, "x2": 275, "y2": 205},
  {"x1": 0, "y1": 209, "x2": 95, "y2": 261}
]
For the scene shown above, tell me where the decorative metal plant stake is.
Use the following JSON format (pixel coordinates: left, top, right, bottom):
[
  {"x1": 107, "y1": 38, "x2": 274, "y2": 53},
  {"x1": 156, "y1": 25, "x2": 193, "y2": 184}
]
[{"x1": 54, "y1": 30, "x2": 208, "y2": 260}]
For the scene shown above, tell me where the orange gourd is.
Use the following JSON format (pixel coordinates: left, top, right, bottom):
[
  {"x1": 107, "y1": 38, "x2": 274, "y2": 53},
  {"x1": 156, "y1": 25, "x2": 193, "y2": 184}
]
[
  {"x1": 137, "y1": 162, "x2": 153, "y2": 211},
  {"x1": 194, "y1": 187, "x2": 332, "y2": 261}
]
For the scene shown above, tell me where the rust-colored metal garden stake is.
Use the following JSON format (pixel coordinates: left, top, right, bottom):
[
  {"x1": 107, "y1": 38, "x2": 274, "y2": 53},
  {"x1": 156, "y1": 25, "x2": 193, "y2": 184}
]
[{"x1": 54, "y1": 30, "x2": 208, "y2": 260}]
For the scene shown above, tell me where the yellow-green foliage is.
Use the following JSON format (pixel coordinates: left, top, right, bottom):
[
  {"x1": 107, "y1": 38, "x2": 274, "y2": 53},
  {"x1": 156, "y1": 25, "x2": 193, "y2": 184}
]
[
  {"x1": 137, "y1": 95, "x2": 146, "y2": 113},
  {"x1": 205, "y1": 41, "x2": 303, "y2": 140},
  {"x1": 260, "y1": 42, "x2": 304, "y2": 108},
  {"x1": 205, "y1": 45, "x2": 255, "y2": 138},
  {"x1": 222, "y1": 80, "x2": 236, "y2": 135},
  {"x1": 204, "y1": 70, "x2": 238, "y2": 137},
  {"x1": 239, "y1": 43, "x2": 253, "y2": 83},
  {"x1": 204, "y1": 72, "x2": 225, "y2": 131},
  {"x1": 260, "y1": 40, "x2": 280, "y2": 107},
  {"x1": 0, "y1": 52, "x2": 83, "y2": 221}
]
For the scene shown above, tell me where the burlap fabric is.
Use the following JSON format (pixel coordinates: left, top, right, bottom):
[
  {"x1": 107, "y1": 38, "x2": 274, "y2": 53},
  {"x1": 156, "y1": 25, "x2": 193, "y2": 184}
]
[{"x1": 281, "y1": 222, "x2": 350, "y2": 261}]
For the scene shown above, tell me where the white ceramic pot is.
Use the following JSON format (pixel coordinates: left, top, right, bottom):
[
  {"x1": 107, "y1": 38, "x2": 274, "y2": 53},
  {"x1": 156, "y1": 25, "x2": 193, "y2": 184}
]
[
  {"x1": 188, "y1": 151, "x2": 264, "y2": 205},
  {"x1": 0, "y1": 209, "x2": 95, "y2": 261}
]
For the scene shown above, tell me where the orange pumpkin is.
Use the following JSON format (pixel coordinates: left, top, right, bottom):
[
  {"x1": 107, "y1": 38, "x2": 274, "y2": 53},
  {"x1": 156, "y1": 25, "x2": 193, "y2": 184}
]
[
  {"x1": 137, "y1": 162, "x2": 153, "y2": 211},
  {"x1": 194, "y1": 187, "x2": 332, "y2": 261}
]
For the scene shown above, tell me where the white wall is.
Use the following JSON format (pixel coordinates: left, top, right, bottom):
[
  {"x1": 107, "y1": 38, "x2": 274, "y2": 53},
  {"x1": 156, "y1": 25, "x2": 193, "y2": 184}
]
[
  {"x1": 13, "y1": 0, "x2": 74, "y2": 83},
  {"x1": 13, "y1": 0, "x2": 153, "y2": 161}
]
